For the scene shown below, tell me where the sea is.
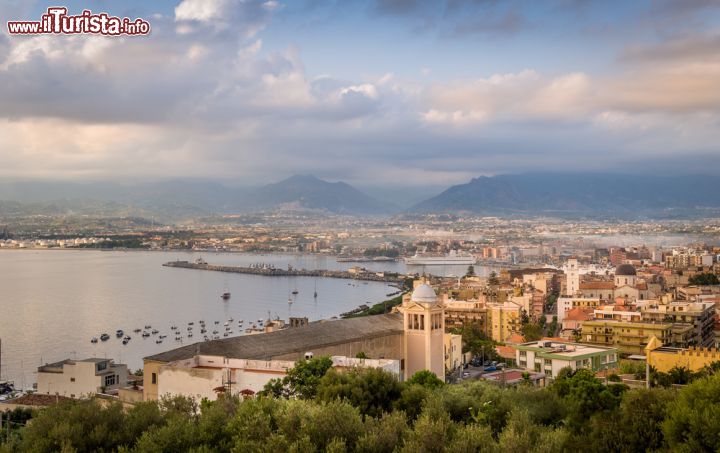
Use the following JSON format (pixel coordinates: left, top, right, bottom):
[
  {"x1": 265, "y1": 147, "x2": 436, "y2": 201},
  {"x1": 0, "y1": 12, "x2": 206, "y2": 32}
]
[{"x1": 0, "y1": 250, "x2": 489, "y2": 388}]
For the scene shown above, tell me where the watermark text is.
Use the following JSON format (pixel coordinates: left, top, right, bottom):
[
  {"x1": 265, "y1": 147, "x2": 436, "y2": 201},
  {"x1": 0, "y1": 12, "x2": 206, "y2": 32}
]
[{"x1": 7, "y1": 7, "x2": 151, "y2": 36}]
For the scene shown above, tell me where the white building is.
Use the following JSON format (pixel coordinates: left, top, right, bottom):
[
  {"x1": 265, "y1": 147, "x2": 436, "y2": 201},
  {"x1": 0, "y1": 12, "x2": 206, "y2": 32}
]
[
  {"x1": 515, "y1": 340, "x2": 618, "y2": 379},
  {"x1": 565, "y1": 258, "x2": 580, "y2": 296},
  {"x1": 157, "y1": 355, "x2": 401, "y2": 401},
  {"x1": 37, "y1": 358, "x2": 128, "y2": 398}
]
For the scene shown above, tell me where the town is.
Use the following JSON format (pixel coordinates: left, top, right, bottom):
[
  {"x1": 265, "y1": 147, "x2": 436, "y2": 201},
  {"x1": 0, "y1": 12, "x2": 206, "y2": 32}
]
[{"x1": 2, "y1": 237, "x2": 719, "y2": 451}]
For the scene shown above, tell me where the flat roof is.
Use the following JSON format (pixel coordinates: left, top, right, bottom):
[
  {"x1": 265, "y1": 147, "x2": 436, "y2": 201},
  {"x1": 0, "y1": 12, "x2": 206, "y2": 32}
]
[
  {"x1": 145, "y1": 313, "x2": 403, "y2": 363},
  {"x1": 516, "y1": 341, "x2": 617, "y2": 358}
]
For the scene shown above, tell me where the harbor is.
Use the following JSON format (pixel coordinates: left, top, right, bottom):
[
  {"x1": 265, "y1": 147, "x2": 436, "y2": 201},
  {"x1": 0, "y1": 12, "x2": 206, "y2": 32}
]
[
  {"x1": 162, "y1": 259, "x2": 407, "y2": 285},
  {"x1": 0, "y1": 250, "x2": 397, "y2": 387}
]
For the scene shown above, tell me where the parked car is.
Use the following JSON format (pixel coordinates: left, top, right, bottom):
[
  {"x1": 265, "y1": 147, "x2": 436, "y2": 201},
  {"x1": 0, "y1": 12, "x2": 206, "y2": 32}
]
[
  {"x1": 484, "y1": 366, "x2": 497, "y2": 372},
  {"x1": 462, "y1": 371, "x2": 470, "y2": 378}
]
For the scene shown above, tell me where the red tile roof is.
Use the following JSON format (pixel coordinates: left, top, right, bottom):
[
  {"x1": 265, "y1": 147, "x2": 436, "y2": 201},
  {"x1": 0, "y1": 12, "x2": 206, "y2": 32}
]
[
  {"x1": 563, "y1": 307, "x2": 593, "y2": 321},
  {"x1": 496, "y1": 345, "x2": 517, "y2": 359},
  {"x1": 580, "y1": 281, "x2": 615, "y2": 290},
  {"x1": 4, "y1": 394, "x2": 73, "y2": 406}
]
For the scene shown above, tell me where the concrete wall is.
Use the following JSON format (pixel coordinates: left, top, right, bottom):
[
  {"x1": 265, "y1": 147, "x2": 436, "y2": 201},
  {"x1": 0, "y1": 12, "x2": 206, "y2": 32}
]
[
  {"x1": 158, "y1": 366, "x2": 224, "y2": 402},
  {"x1": 648, "y1": 346, "x2": 720, "y2": 372}
]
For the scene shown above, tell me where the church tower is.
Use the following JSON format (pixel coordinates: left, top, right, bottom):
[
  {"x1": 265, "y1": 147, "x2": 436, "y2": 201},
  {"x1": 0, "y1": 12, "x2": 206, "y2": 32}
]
[
  {"x1": 400, "y1": 282, "x2": 445, "y2": 380},
  {"x1": 565, "y1": 258, "x2": 580, "y2": 296}
]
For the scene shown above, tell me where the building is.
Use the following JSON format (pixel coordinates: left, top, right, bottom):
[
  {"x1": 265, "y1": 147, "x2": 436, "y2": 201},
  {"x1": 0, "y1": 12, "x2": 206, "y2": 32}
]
[
  {"x1": 557, "y1": 297, "x2": 602, "y2": 323},
  {"x1": 157, "y1": 355, "x2": 401, "y2": 401},
  {"x1": 444, "y1": 334, "x2": 463, "y2": 372},
  {"x1": 397, "y1": 283, "x2": 446, "y2": 380},
  {"x1": 560, "y1": 307, "x2": 593, "y2": 335},
  {"x1": 515, "y1": 340, "x2": 618, "y2": 379},
  {"x1": 487, "y1": 301, "x2": 522, "y2": 343},
  {"x1": 645, "y1": 336, "x2": 720, "y2": 372},
  {"x1": 143, "y1": 314, "x2": 405, "y2": 401},
  {"x1": 565, "y1": 259, "x2": 580, "y2": 296},
  {"x1": 143, "y1": 282, "x2": 452, "y2": 400},
  {"x1": 442, "y1": 296, "x2": 488, "y2": 332},
  {"x1": 37, "y1": 358, "x2": 128, "y2": 398},
  {"x1": 579, "y1": 281, "x2": 616, "y2": 300},
  {"x1": 580, "y1": 319, "x2": 672, "y2": 355},
  {"x1": 640, "y1": 301, "x2": 715, "y2": 347}
]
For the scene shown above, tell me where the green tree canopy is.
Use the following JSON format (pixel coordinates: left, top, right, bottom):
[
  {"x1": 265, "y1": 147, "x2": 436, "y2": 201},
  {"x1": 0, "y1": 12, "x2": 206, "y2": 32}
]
[
  {"x1": 688, "y1": 273, "x2": 720, "y2": 285},
  {"x1": 260, "y1": 356, "x2": 333, "y2": 399}
]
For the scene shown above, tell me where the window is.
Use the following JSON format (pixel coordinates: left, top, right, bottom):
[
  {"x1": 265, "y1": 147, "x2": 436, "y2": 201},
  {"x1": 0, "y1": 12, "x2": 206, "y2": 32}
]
[
  {"x1": 544, "y1": 359, "x2": 552, "y2": 366},
  {"x1": 70, "y1": 377, "x2": 75, "y2": 382},
  {"x1": 151, "y1": 373, "x2": 157, "y2": 385},
  {"x1": 104, "y1": 374, "x2": 116, "y2": 387},
  {"x1": 96, "y1": 362, "x2": 107, "y2": 372}
]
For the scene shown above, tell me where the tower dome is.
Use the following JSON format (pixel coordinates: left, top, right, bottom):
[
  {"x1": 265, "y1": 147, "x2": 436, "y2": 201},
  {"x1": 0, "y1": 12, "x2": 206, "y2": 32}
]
[
  {"x1": 410, "y1": 284, "x2": 437, "y2": 304},
  {"x1": 615, "y1": 264, "x2": 637, "y2": 276}
]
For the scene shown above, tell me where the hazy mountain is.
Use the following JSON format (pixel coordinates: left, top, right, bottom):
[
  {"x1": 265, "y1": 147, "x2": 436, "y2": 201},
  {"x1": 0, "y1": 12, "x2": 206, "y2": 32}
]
[
  {"x1": 412, "y1": 173, "x2": 720, "y2": 218},
  {"x1": 0, "y1": 176, "x2": 395, "y2": 218},
  {"x1": 238, "y1": 175, "x2": 396, "y2": 214}
]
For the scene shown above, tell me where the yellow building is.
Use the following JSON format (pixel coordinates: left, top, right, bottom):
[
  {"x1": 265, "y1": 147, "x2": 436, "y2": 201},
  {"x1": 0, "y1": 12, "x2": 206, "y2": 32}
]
[
  {"x1": 444, "y1": 333, "x2": 463, "y2": 373},
  {"x1": 645, "y1": 336, "x2": 720, "y2": 372},
  {"x1": 397, "y1": 284, "x2": 446, "y2": 380},
  {"x1": 442, "y1": 296, "x2": 488, "y2": 332},
  {"x1": 488, "y1": 301, "x2": 522, "y2": 343},
  {"x1": 580, "y1": 320, "x2": 672, "y2": 355}
]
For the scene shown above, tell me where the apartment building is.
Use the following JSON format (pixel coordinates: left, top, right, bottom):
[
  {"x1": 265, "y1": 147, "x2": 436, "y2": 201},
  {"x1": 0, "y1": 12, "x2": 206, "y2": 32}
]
[
  {"x1": 515, "y1": 340, "x2": 618, "y2": 379},
  {"x1": 37, "y1": 358, "x2": 128, "y2": 398}
]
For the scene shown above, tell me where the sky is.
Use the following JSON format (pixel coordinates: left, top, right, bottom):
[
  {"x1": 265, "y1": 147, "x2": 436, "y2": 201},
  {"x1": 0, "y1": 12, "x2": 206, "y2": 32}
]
[{"x1": 0, "y1": 0, "x2": 719, "y2": 189}]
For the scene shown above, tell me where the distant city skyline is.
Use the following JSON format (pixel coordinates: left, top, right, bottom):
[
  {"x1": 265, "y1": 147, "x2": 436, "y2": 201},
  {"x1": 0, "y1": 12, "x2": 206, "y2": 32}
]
[{"x1": 0, "y1": 0, "x2": 718, "y2": 186}]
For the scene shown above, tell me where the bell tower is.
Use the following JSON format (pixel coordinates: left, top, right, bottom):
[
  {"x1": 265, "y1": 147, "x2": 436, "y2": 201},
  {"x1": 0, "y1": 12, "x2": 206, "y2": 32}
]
[{"x1": 400, "y1": 282, "x2": 445, "y2": 380}]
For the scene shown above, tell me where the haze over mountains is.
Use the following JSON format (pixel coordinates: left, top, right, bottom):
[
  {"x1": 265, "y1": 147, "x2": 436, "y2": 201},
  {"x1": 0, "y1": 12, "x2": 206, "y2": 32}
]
[
  {"x1": 0, "y1": 173, "x2": 718, "y2": 220},
  {"x1": 412, "y1": 173, "x2": 720, "y2": 218}
]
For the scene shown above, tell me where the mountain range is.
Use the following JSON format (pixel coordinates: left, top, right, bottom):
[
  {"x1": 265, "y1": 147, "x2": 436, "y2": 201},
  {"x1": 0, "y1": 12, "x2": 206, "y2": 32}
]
[
  {"x1": 411, "y1": 173, "x2": 720, "y2": 218},
  {"x1": 0, "y1": 173, "x2": 718, "y2": 220}
]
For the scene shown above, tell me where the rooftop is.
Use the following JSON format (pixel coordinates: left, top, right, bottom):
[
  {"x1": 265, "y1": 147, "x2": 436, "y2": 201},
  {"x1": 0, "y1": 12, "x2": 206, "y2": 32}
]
[
  {"x1": 516, "y1": 340, "x2": 617, "y2": 357},
  {"x1": 145, "y1": 313, "x2": 403, "y2": 363},
  {"x1": 38, "y1": 358, "x2": 112, "y2": 373}
]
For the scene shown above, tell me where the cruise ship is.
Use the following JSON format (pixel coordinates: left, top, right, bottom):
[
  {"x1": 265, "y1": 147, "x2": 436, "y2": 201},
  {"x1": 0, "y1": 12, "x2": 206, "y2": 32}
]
[{"x1": 404, "y1": 249, "x2": 476, "y2": 266}]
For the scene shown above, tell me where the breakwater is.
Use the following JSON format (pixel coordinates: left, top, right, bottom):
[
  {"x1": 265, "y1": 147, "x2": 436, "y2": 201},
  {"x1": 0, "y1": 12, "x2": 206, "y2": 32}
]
[{"x1": 163, "y1": 260, "x2": 406, "y2": 285}]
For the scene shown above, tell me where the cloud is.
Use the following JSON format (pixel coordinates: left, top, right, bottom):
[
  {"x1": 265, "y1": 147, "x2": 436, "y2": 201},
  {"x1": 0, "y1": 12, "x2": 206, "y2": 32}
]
[
  {"x1": 0, "y1": 0, "x2": 717, "y2": 186},
  {"x1": 452, "y1": 10, "x2": 528, "y2": 37},
  {"x1": 620, "y1": 33, "x2": 720, "y2": 64}
]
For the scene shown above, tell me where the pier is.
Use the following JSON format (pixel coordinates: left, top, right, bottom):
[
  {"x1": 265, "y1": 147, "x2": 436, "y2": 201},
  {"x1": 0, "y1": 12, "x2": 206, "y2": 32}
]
[{"x1": 162, "y1": 260, "x2": 407, "y2": 285}]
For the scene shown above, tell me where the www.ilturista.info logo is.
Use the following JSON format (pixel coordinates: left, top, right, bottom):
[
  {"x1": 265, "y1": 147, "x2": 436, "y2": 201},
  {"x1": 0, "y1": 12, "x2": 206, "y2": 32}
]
[{"x1": 7, "y1": 7, "x2": 151, "y2": 36}]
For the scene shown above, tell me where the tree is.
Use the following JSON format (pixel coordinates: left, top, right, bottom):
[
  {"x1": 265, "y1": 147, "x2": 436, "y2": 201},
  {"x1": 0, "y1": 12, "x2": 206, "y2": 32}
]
[
  {"x1": 551, "y1": 368, "x2": 624, "y2": 430},
  {"x1": 406, "y1": 370, "x2": 445, "y2": 390},
  {"x1": 488, "y1": 271, "x2": 500, "y2": 286},
  {"x1": 587, "y1": 387, "x2": 672, "y2": 453},
  {"x1": 454, "y1": 322, "x2": 498, "y2": 361},
  {"x1": 465, "y1": 265, "x2": 475, "y2": 277},
  {"x1": 355, "y1": 351, "x2": 368, "y2": 359},
  {"x1": 521, "y1": 323, "x2": 543, "y2": 342},
  {"x1": 260, "y1": 356, "x2": 333, "y2": 399},
  {"x1": 688, "y1": 273, "x2": 720, "y2": 286},
  {"x1": 663, "y1": 373, "x2": 720, "y2": 451},
  {"x1": 316, "y1": 367, "x2": 403, "y2": 418}
]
